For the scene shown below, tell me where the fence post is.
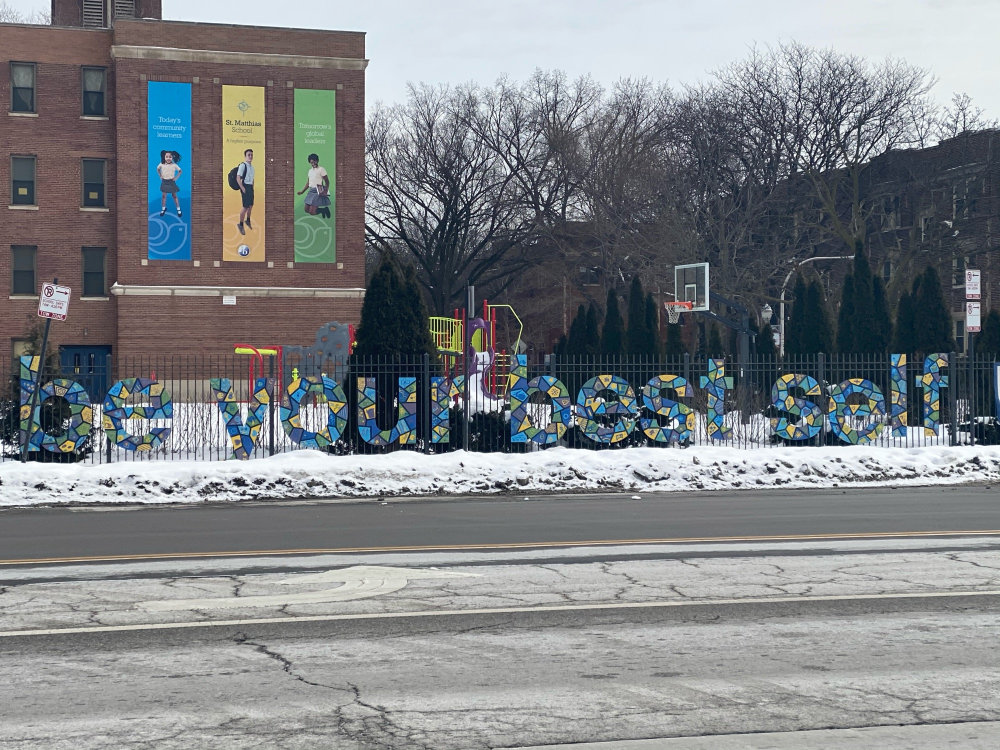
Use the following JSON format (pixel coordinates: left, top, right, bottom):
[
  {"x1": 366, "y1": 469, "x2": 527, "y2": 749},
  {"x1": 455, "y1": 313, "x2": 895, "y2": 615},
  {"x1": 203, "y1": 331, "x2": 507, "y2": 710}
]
[
  {"x1": 422, "y1": 352, "x2": 430, "y2": 454},
  {"x1": 950, "y1": 350, "x2": 959, "y2": 446},
  {"x1": 268, "y1": 354, "x2": 276, "y2": 456},
  {"x1": 817, "y1": 352, "x2": 826, "y2": 447},
  {"x1": 105, "y1": 352, "x2": 113, "y2": 464}
]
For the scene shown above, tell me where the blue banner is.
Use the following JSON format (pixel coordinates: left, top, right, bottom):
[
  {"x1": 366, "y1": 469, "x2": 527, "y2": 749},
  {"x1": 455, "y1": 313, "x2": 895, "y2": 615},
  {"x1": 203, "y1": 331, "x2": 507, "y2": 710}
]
[{"x1": 147, "y1": 82, "x2": 192, "y2": 260}]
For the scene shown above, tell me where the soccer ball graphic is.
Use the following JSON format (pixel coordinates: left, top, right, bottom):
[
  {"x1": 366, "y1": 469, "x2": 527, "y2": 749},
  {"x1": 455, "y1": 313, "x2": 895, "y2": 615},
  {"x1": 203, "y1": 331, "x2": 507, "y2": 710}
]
[{"x1": 237, "y1": 244, "x2": 251, "y2": 257}]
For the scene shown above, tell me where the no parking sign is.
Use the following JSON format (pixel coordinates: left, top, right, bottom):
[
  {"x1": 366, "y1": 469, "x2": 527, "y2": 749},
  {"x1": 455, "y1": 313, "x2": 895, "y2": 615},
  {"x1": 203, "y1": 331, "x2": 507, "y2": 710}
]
[{"x1": 37, "y1": 283, "x2": 71, "y2": 321}]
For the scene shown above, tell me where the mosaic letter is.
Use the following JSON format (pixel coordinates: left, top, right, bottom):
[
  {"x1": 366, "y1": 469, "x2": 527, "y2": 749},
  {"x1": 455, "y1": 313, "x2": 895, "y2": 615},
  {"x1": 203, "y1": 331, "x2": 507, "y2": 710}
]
[
  {"x1": 769, "y1": 373, "x2": 824, "y2": 441},
  {"x1": 699, "y1": 359, "x2": 733, "y2": 441},
  {"x1": 210, "y1": 377, "x2": 271, "y2": 459},
  {"x1": 19, "y1": 357, "x2": 94, "y2": 454},
  {"x1": 640, "y1": 375, "x2": 694, "y2": 444},
  {"x1": 356, "y1": 377, "x2": 417, "y2": 447},
  {"x1": 575, "y1": 374, "x2": 637, "y2": 444},
  {"x1": 280, "y1": 375, "x2": 348, "y2": 450},
  {"x1": 509, "y1": 355, "x2": 571, "y2": 445},
  {"x1": 102, "y1": 378, "x2": 173, "y2": 451},
  {"x1": 919, "y1": 354, "x2": 948, "y2": 436},
  {"x1": 890, "y1": 354, "x2": 907, "y2": 437},
  {"x1": 827, "y1": 378, "x2": 886, "y2": 445}
]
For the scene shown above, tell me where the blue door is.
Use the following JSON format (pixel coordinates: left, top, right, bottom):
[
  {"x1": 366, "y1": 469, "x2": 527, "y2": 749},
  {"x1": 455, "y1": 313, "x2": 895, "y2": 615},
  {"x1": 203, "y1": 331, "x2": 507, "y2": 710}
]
[{"x1": 60, "y1": 345, "x2": 112, "y2": 402}]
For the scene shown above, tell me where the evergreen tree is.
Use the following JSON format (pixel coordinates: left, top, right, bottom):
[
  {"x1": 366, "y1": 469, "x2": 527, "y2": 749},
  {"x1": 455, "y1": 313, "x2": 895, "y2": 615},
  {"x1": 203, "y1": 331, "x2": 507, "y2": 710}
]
[
  {"x1": 354, "y1": 256, "x2": 406, "y2": 359},
  {"x1": 665, "y1": 318, "x2": 684, "y2": 357},
  {"x1": 398, "y1": 264, "x2": 436, "y2": 357},
  {"x1": 756, "y1": 321, "x2": 777, "y2": 358},
  {"x1": 836, "y1": 274, "x2": 855, "y2": 353},
  {"x1": 785, "y1": 274, "x2": 808, "y2": 355},
  {"x1": 802, "y1": 279, "x2": 833, "y2": 354},
  {"x1": 625, "y1": 276, "x2": 649, "y2": 355},
  {"x1": 976, "y1": 309, "x2": 1000, "y2": 357},
  {"x1": 584, "y1": 304, "x2": 601, "y2": 356},
  {"x1": 707, "y1": 324, "x2": 724, "y2": 358},
  {"x1": 644, "y1": 292, "x2": 661, "y2": 356},
  {"x1": 913, "y1": 266, "x2": 954, "y2": 352},
  {"x1": 601, "y1": 289, "x2": 625, "y2": 356},
  {"x1": 566, "y1": 304, "x2": 587, "y2": 356},
  {"x1": 553, "y1": 334, "x2": 568, "y2": 358},
  {"x1": 849, "y1": 245, "x2": 878, "y2": 352},
  {"x1": 893, "y1": 274, "x2": 922, "y2": 353},
  {"x1": 872, "y1": 275, "x2": 892, "y2": 352}
]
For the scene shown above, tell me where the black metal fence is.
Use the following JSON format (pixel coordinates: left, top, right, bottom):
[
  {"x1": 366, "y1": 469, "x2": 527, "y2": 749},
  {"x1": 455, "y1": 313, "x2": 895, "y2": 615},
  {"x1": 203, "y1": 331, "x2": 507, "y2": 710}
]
[{"x1": 1, "y1": 351, "x2": 997, "y2": 463}]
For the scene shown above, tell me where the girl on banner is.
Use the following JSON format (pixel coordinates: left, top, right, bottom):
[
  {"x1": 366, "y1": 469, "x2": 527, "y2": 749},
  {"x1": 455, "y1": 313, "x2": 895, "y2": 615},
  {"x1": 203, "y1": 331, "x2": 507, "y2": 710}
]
[
  {"x1": 296, "y1": 153, "x2": 331, "y2": 219},
  {"x1": 157, "y1": 150, "x2": 183, "y2": 217}
]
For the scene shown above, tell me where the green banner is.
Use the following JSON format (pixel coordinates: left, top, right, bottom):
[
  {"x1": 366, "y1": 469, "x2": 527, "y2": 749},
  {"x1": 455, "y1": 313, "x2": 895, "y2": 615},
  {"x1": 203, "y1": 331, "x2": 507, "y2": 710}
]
[{"x1": 294, "y1": 89, "x2": 336, "y2": 263}]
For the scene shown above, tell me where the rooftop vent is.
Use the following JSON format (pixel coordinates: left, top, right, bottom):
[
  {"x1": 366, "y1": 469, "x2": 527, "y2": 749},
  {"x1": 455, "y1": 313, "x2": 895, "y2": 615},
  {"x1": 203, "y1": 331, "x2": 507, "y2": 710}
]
[
  {"x1": 82, "y1": 0, "x2": 106, "y2": 27},
  {"x1": 113, "y1": 0, "x2": 136, "y2": 18}
]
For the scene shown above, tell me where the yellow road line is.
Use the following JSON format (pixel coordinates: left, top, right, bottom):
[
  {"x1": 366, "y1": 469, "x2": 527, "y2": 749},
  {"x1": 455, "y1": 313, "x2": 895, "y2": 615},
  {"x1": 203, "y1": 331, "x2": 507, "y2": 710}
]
[{"x1": 3, "y1": 529, "x2": 1000, "y2": 566}]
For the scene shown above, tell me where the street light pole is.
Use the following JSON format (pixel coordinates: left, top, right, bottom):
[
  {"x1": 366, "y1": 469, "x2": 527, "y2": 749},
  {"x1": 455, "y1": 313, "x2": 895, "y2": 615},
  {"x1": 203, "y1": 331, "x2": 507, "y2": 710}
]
[{"x1": 779, "y1": 255, "x2": 854, "y2": 356}]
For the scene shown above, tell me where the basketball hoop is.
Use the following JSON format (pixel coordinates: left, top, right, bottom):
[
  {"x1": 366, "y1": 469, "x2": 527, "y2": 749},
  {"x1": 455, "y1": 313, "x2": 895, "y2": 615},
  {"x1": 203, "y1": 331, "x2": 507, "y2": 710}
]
[{"x1": 664, "y1": 300, "x2": 693, "y2": 325}]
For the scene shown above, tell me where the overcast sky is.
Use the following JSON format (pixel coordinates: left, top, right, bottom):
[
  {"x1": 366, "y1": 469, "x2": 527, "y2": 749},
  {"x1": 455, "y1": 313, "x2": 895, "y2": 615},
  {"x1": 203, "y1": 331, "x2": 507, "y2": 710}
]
[{"x1": 13, "y1": 0, "x2": 1000, "y2": 116}]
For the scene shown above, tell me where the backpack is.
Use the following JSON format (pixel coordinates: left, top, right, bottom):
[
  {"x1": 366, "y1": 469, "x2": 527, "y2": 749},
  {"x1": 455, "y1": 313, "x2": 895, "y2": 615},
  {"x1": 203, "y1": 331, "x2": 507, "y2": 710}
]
[{"x1": 227, "y1": 164, "x2": 243, "y2": 191}]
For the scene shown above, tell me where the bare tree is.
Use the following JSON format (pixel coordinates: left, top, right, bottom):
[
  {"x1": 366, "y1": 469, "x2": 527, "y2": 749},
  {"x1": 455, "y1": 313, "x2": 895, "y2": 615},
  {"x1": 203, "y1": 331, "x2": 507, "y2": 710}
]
[
  {"x1": 365, "y1": 84, "x2": 539, "y2": 315},
  {"x1": 689, "y1": 43, "x2": 935, "y2": 300},
  {"x1": 936, "y1": 92, "x2": 998, "y2": 141}
]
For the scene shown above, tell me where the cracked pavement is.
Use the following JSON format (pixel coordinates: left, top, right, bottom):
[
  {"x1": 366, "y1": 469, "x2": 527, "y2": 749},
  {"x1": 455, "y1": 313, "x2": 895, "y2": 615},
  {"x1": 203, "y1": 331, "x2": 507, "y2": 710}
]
[{"x1": 1, "y1": 539, "x2": 999, "y2": 748}]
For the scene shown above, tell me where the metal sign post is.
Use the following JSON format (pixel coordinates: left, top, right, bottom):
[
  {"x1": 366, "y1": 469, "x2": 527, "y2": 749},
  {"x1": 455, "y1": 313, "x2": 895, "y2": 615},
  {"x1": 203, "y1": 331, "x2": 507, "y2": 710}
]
[
  {"x1": 965, "y1": 271, "x2": 980, "y2": 446},
  {"x1": 21, "y1": 279, "x2": 70, "y2": 462}
]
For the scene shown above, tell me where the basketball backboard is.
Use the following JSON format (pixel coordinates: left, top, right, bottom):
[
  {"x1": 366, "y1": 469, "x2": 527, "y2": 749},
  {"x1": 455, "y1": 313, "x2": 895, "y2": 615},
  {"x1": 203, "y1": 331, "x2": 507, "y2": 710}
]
[{"x1": 673, "y1": 262, "x2": 709, "y2": 312}]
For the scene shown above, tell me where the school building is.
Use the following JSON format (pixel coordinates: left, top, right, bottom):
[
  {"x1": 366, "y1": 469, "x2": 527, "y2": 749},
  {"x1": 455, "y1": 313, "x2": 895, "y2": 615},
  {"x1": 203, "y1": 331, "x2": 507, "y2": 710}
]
[{"x1": 1, "y1": 0, "x2": 367, "y2": 388}]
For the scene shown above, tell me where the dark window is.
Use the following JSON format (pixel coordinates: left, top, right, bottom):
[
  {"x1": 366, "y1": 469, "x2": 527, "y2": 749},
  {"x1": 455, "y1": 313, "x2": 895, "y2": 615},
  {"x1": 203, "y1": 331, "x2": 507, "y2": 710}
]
[
  {"x1": 11, "y1": 156, "x2": 36, "y2": 205},
  {"x1": 12, "y1": 246, "x2": 36, "y2": 295},
  {"x1": 82, "y1": 67, "x2": 106, "y2": 116},
  {"x1": 10, "y1": 62, "x2": 35, "y2": 113},
  {"x1": 82, "y1": 159, "x2": 106, "y2": 207},
  {"x1": 82, "y1": 247, "x2": 106, "y2": 297}
]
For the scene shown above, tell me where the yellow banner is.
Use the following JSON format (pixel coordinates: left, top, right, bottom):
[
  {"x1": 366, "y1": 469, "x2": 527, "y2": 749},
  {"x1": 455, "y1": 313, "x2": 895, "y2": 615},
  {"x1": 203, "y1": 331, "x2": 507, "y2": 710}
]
[{"x1": 222, "y1": 86, "x2": 265, "y2": 262}]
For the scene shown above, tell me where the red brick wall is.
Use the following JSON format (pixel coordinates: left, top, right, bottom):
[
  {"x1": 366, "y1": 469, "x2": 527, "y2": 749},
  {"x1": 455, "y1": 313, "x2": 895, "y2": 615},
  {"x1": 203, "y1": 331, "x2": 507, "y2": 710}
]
[
  {"x1": 1, "y1": 18, "x2": 367, "y2": 361},
  {"x1": 1, "y1": 25, "x2": 117, "y2": 354}
]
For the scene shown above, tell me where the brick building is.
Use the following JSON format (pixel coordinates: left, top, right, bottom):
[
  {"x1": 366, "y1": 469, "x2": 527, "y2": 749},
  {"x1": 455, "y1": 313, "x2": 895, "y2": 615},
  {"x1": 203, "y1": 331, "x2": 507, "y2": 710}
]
[
  {"x1": 1, "y1": 0, "x2": 366, "y2": 384},
  {"x1": 862, "y1": 129, "x2": 1000, "y2": 352}
]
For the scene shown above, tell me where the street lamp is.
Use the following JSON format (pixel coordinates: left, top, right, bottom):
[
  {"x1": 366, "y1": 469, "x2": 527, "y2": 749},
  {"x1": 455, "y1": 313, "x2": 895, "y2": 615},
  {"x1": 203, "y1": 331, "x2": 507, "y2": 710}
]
[
  {"x1": 761, "y1": 303, "x2": 773, "y2": 326},
  {"x1": 778, "y1": 255, "x2": 853, "y2": 356}
]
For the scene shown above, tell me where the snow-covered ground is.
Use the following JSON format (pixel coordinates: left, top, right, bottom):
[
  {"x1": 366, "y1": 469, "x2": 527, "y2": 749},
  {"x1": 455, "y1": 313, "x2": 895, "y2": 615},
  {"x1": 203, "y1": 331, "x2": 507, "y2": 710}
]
[{"x1": 2, "y1": 443, "x2": 999, "y2": 507}]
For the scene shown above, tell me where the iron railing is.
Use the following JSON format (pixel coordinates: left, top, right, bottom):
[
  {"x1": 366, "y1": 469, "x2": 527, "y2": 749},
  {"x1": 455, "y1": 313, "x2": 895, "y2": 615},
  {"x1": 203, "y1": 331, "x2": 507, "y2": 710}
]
[{"x1": 1, "y1": 351, "x2": 997, "y2": 463}]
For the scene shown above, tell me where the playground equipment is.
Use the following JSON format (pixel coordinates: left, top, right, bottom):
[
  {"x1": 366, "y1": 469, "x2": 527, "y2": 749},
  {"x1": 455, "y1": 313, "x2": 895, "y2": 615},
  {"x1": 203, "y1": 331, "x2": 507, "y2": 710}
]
[
  {"x1": 233, "y1": 344, "x2": 283, "y2": 401},
  {"x1": 429, "y1": 300, "x2": 523, "y2": 407}
]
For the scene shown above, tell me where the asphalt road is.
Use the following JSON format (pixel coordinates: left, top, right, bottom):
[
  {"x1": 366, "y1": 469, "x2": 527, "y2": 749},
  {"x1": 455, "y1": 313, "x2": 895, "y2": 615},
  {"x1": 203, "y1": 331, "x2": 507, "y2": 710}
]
[
  {"x1": 3, "y1": 584, "x2": 999, "y2": 749},
  {"x1": 1, "y1": 485, "x2": 998, "y2": 563}
]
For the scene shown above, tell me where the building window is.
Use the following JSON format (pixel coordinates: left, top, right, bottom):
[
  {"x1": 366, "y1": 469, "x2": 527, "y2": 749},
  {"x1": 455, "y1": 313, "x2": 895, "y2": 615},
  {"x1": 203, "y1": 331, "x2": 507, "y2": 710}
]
[
  {"x1": 10, "y1": 62, "x2": 35, "y2": 113},
  {"x1": 82, "y1": 159, "x2": 106, "y2": 207},
  {"x1": 882, "y1": 261, "x2": 891, "y2": 283},
  {"x1": 11, "y1": 155, "x2": 36, "y2": 205},
  {"x1": 82, "y1": 67, "x2": 106, "y2": 116},
  {"x1": 12, "y1": 339, "x2": 33, "y2": 358},
  {"x1": 952, "y1": 255, "x2": 969, "y2": 288},
  {"x1": 12, "y1": 245, "x2": 37, "y2": 296},
  {"x1": 82, "y1": 247, "x2": 106, "y2": 297},
  {"x1": 955, "y1": 319, "x2": 965, "y2": 354}
]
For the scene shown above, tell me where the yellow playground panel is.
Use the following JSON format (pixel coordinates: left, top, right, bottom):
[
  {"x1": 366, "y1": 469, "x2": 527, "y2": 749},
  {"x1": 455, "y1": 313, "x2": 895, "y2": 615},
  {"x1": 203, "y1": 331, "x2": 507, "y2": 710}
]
[{"x1": 429, "y1": 317, "x2": 464, "y2": 354}]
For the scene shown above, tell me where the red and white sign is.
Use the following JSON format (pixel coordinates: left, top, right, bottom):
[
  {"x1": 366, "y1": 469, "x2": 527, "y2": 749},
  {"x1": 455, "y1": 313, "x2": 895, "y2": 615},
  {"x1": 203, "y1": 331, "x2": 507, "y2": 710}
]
[
  {"x1": 37, "y1": 283, "x2": 71, "y2": 321},
  {"x1": 966, "y1": 300, "x2": 982, "y2": 333},
  {"x1": 965, "y1": 269, "x2": 981, "y2": 300}
]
